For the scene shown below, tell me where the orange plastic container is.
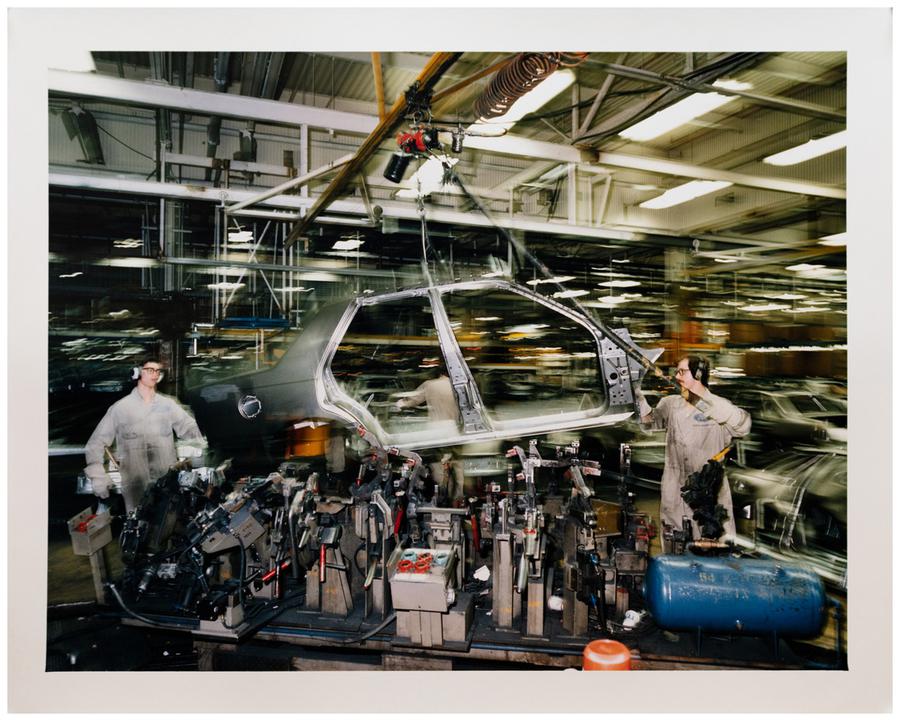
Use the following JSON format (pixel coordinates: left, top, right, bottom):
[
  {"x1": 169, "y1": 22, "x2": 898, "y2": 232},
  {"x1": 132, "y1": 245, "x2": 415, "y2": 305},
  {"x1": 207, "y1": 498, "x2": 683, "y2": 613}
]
[
  {"x1": 582, "y1": 639, "x2": 631, "y2": 671},
  {"x1": 286, "y1": 423, "x2": 329, "y2": 458}
]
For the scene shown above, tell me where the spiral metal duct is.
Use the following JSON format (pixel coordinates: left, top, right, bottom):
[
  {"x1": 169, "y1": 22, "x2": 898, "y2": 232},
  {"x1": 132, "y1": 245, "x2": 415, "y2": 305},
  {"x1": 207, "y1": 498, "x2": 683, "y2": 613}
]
[{"x1": 473, "y1": 52, "x2": 586, "y2": 121}]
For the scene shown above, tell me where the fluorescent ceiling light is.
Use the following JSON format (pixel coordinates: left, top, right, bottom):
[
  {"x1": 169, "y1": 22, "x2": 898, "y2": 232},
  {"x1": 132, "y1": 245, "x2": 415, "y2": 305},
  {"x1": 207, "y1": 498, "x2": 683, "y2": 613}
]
[
  {"x1": 58, "y1": 271, "x2": 83, "y2": 278},
  {"x1": 640, "y1": 180, "x2": 732, "y2": 209},
  {"x1": 762, "y1": 130, "x2": 847, "y2": 166},
  {"x1": 211, "y1": 266, "x2": 246, "y2": 276},
  {"x1": 611, "y1": 258, "x2": 631, "y2": 264},
  {"x1": 296, "y1": 271, "x2": 341, "y2": 282},
  {"x1": 527, "y1": 275, "x2": 575, "y2": 285},
  {"x1": 818, "y1": 232, "x2": 847, "y2": 247},
  {"x1": 469, "y1": 70, "x2": 575, "y2": 135},
  {"x1": 785, "y1": 306, "x2": 828, "y2": 313},
  {"x1": 598, "y1": 280, "x2": 641, "y2": 288},
  {"x1": 769, "y1": 293, "x2": 806, "y2": 300},
  {"x1": 741, "y1": 303, "x2": 790, "y2": 312},
  {"x1": 226, "y1": 230, "x2": 255, "y2": 249},
  {"x1": 207, "y1": 282, "x2": 245, "y2": 290},
  {"x1": 396, "y1": 156, "x2": 458, "y2": 199},
  {"x1": 113, "y1": 238, "x2": 142, "y2": 249},
  {"x1": 619, "y1": 79, "x2": 753, "y2": 142},
  {"x1": 553, "y1": 289, "x2": 590, "y2": 299},
  {"x1": 799, "y1": 268, "x2": 846, "y2": 280},
  {"x1": 475, "y1": 316, "x2": 501, "y2": 321},
  {"x1": 332, "y1": 238, "x2": 364, "y2": 251},
  {"x1": 228, "y1": 230, "x2": 253, "y2": 244},
  {"x1": 785, "y1": 263, "x2": 825, "y2": 272},
  {"x1": 714, "y1": 257, "x2": 739, "y2": 264},
  {"x1": 321, "y1": 251, "x2": 378, "y2": 259},
  {"x1": 505, "y1": 323, "x2": 549, "y2": 334},
  {"x1": 106, "y1": 258, "x2": 158, "y2": 269},
  {"x1": 272, "y1": 286, "x2": 313, "y2": 293}
]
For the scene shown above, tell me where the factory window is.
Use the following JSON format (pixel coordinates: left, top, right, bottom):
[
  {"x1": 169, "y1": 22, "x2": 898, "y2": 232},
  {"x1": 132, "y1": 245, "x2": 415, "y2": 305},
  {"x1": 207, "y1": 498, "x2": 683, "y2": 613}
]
[
  {"x1": 330, "y1": 297, "x2": 460, "y2": 436},
  {"x1": 441, "y1": 287, "x2": 604, "y2": 423}
]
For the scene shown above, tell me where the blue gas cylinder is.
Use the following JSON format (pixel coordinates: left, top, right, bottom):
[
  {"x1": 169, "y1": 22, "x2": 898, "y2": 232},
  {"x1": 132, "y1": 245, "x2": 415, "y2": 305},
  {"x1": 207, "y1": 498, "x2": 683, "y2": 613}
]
[{"x1": 644, "y1": 555, "x2": 826, "y2": 637}]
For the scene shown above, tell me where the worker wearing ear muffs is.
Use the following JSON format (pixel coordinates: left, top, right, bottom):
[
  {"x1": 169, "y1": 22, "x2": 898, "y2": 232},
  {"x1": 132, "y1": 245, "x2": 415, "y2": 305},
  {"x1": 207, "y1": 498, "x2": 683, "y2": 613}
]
[
  {"x1": 636, "y1": 355, "x2": 751, "y2": 551},
  {"x1": 84, "y1": 356, "x2": 206, "y2": 513}
]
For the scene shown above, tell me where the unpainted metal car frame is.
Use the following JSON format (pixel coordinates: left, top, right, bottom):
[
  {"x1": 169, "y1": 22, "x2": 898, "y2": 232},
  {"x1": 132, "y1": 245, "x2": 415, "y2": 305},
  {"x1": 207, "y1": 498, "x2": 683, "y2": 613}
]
[{"x1": 190, "y1": 279, "x2": 660, "y2": 455}]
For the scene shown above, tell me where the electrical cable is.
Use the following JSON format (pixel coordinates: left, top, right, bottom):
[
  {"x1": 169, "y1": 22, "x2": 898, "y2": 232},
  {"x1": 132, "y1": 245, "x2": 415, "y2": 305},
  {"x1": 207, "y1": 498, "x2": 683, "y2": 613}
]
[
  {"x1": 106, "y1": 582, "x2": 192, "y2": 631},
  {"x1": 94, "y1": 121, "x2": 155, "y2": 161},
  {"x1": 448, "y1": 167, "x2": 673, "y2": 392},
  {"x1": 353, "y1": 541, "x2": 367, "y2": 577},
  {"x1": 335, "y1": 612, "x2": 397, "y2": 645}
]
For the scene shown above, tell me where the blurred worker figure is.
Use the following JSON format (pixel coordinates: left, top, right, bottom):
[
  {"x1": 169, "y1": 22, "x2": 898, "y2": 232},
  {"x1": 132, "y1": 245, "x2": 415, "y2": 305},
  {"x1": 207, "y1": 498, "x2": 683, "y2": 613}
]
[
  {"x1": 395, "y1": 365, "x2": 465, "y2": 504},
  {"x1": 638, "y1": 355, "x2": 751, "y2": 551},
  {"x1": 84, "y1": 357, "x2": 206, "y2": 513}
]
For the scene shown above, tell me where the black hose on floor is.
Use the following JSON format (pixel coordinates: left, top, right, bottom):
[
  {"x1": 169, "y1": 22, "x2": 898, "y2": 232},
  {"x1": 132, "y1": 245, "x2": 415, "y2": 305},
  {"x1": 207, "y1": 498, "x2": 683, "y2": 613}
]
[
  {"x1": 336, "y1": 613, "x2": 397, "y2": 645},
  {"x1": 106, "y1": 583, "x2": 191, "y2": 631}
]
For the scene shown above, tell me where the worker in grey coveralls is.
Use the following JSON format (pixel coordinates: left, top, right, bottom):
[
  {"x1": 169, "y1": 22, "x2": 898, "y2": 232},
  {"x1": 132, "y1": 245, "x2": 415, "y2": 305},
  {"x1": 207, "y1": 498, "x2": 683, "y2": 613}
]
[
  {"x1": 395, "y1": 371, "x2": 465, "y2": 502},
  {"x1": 84, "y1": 358, "x2": 206, "y2": 513},
  {"x1": 637, "y1": 355, "x2": 751, "y2": 550}
]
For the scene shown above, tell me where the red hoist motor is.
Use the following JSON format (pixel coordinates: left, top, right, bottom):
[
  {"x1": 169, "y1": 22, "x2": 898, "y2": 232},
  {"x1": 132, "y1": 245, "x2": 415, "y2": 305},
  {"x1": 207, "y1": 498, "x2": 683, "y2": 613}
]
[{"x1": 383, "y1": 128, "x2": 442, "y2": 183}]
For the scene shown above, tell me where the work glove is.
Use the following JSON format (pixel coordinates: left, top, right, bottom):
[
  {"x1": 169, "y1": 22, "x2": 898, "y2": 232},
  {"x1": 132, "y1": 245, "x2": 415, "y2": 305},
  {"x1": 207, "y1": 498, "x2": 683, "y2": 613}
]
[
  {"x1": 85, "y1": 463, "x2": 114, "y2": 499},
  {"x1": 635, "y1": 389, "x2": 652, "y2": 420},
  {"x1": 176, "y1": 437, "x2": 208, "y2": 468}
]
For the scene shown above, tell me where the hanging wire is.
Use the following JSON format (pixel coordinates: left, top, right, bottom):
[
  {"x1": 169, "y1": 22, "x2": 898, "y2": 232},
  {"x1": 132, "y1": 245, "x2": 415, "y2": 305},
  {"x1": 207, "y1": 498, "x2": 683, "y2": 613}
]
[{"x1": 94, "y1": 121, "x2": 155, "y2": 161}]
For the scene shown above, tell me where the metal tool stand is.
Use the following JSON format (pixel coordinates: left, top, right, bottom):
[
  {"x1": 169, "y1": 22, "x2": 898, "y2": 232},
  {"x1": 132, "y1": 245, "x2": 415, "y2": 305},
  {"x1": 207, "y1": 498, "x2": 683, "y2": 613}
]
[
  {"x1": 491, "y1": 499, "x2": 521, "y2": 629},
  {"x1": 362, "y1": 491, "x2": 394, "y2": 619},
  {"x1": 305, "y1": 526, "x2": 353, "y2": 617},
  {"x1": 562, "y1": 520, "x2": 590, "y2": 636},
  {"x1": 67, "y1": 508, "x2": 113, "y2": 605}
]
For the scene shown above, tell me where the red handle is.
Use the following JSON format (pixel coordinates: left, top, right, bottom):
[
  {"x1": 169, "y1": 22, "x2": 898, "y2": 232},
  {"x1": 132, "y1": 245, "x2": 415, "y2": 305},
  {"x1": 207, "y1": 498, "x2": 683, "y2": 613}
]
[
  {"x1": 470, "y1": 512, "x2": 481, "y2": 551},
  {"x1": 319, "y1": 544, "x2": 326, "y2": 583},
  {"x1": 262, "y1": 560, "x2": 291, "y2": 584}
]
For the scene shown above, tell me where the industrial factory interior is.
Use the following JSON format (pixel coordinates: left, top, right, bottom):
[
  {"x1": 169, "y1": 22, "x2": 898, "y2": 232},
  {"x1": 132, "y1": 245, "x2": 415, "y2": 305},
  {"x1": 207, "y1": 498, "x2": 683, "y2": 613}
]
[{"x1": 7, "y1": 6, "x2": 893, "y2": 715}]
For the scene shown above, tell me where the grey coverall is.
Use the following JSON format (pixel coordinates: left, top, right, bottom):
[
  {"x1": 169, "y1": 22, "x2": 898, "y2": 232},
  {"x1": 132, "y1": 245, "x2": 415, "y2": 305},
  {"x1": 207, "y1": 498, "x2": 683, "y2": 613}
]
[
  {"x1": 397, "y1": 375, "x2": 465, "y2": 500},
  {"x1": 397, "y1": 375, "x2": 461, "y2": 424},
  {"x1": 84, "y1": 387, "x2": 204, "y2": 512},
  {"x1": 640, "y1": 389, "x2": 751, "y2": 544}
]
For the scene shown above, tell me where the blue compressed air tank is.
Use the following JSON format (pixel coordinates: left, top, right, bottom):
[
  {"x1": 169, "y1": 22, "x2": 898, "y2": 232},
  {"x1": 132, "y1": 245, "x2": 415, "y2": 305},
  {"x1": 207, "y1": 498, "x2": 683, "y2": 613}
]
[{"x1": 644, "y1": 555, "x2": 826, "y2": 637}]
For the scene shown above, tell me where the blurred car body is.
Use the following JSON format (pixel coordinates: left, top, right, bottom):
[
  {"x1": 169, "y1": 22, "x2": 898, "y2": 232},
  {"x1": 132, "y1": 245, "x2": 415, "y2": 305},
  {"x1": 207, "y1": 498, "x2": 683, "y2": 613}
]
[
  {"x1": 187, "y1": 279, "x2": 659, "y2": 465},
  {"x1": 723, "y1": 387, "x2": 847, "y2": 453},
  {"x1": 729, "y1": 449, "x2": 847, "y2": 588}
]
